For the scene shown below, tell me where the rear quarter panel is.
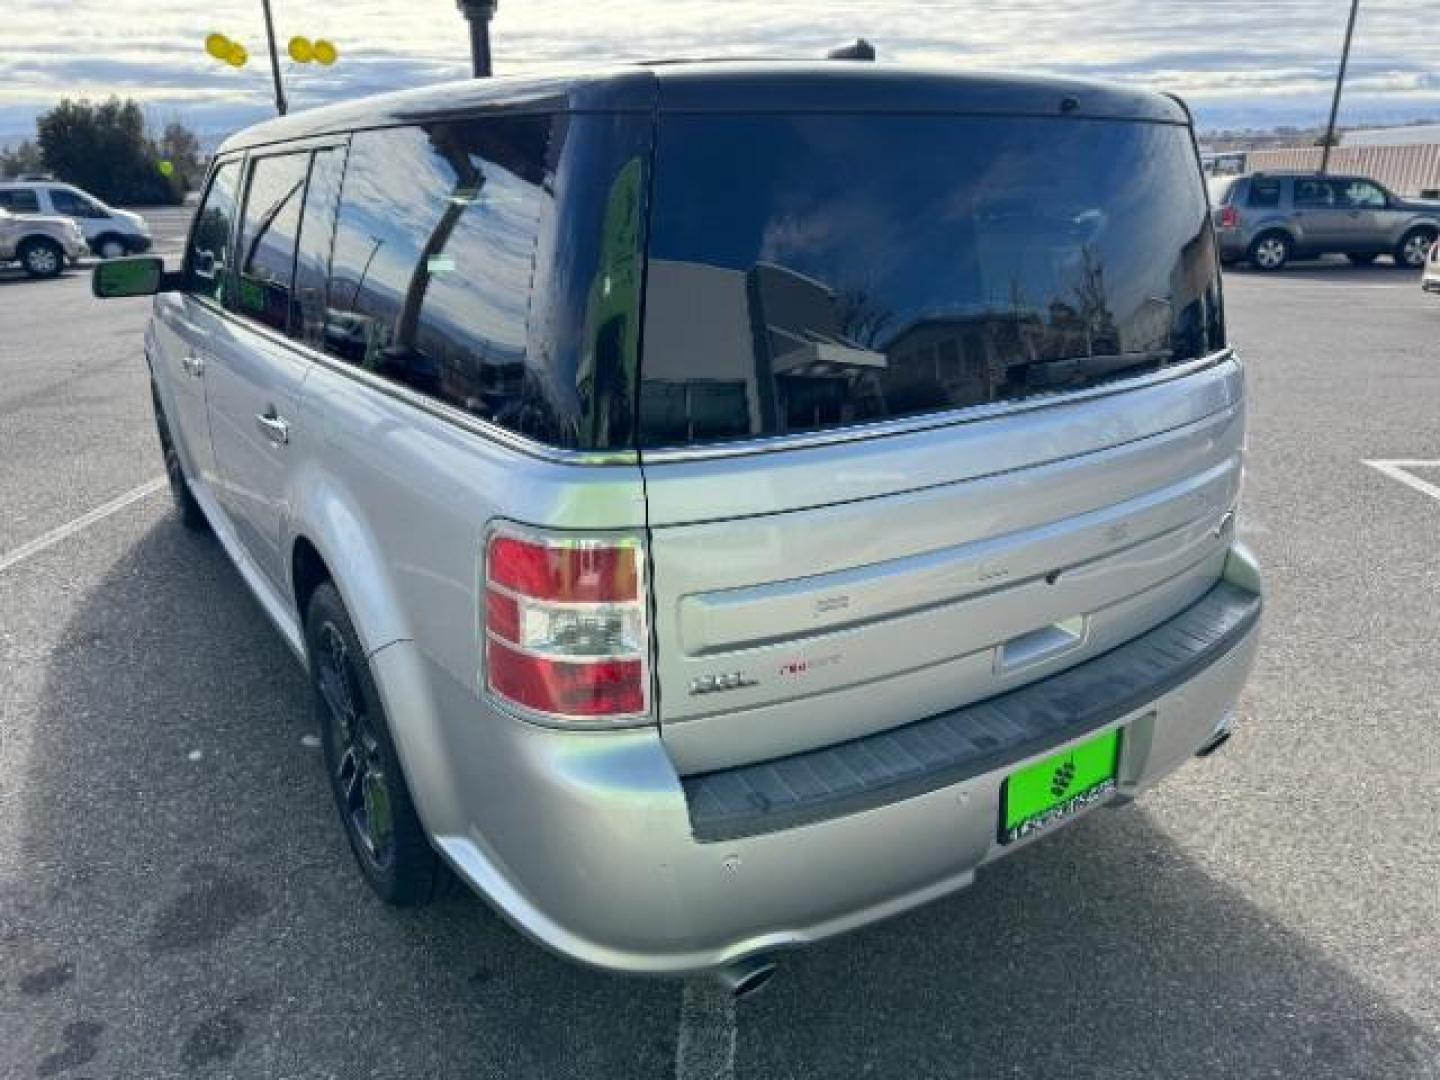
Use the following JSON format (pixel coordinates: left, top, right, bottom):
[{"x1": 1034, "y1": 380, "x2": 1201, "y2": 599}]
[{"x1": 289, "y1": 361, "x2": 647, "y2": 772}]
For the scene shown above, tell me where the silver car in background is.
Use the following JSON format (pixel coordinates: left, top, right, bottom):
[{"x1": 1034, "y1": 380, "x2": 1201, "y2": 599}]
[
  {"x1": 93, "y1": 63, "x2": 1262, "y2": 991},
  {"x1": 1213, "y1": 171, "x2": 1440, "y2": 271},
  {"x1": 0, "y1": 205, "x2": 86, "y2": 277}
]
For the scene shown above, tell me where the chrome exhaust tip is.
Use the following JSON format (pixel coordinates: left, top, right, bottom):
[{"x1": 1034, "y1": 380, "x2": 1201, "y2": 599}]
[
  {"x1": 1195, "y1": 728, "x2": 1232, "y2": 757},
  {"x1": 1196, "y1": 708, "x2": 1237, "y2": 758},
  {"x1": 714, "y1": 955, "x2": 778, "y2": 999}
]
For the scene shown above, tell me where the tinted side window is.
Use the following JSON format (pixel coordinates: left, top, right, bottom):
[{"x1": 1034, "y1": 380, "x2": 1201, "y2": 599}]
[
  {"x1": 0, "y1": 189, "x2": 41, "y2": 213},
  {"x1": 1247, "y1": 179, "x2": 1281, "y2": 208},
  {"x1": 328, "y1": 120, "x2": 555, "y2": 434},
  {"x1": 291, "y1": 146, "x2": 345, "y2": 350},
  {"x1": 1338, "y1": 179, "x2": 1386, "y2": 209},
  {"x1": 235, "y1": 152, "x2": 308, "y2": 332},
  {"x1": 50, "y1": 189, "x2": 106, "y2": 218},
  {"x1": 1293, "y1": 178, "x2": 1334, "y2": 208},
  {"x1": 186, "y1": 161, "x2": 241, "y2": 302}
]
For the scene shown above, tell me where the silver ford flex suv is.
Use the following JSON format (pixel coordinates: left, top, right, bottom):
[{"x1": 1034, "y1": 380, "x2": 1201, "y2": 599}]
[{"x1": 93, "y1": 62, "x2": 1262, "y2": 989}]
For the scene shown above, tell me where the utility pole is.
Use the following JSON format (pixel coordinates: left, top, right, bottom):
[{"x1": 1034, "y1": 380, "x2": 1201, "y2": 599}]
[
  {"x1": 457, "y1": 1, "x2": 498, "y2": 77},
  {"x1": 259, "y1": 0, "x2": 288, "y2": 115},
  {"x1": 1320, "y1": 0, "x2": 1359, "y2": 174}
]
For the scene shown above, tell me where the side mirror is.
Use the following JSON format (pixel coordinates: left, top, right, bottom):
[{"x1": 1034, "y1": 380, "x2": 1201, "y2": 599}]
[{"x1": 92, "y1": 256, "x2": 178, "y2": 298}]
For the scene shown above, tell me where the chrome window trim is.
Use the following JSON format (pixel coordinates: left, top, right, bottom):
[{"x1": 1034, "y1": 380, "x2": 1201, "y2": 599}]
[
  {"x1": 637, "y1": 348, "x2": 1237, "y2": 464},
  {"x1": 187, "y1": 296, "x2": 641, "y2": 466},
  {"x1": 190, "y1": 294, "x2": 1231, "y2": 469}
]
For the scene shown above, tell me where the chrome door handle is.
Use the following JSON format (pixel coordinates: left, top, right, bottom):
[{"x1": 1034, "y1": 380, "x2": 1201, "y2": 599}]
[
  {"x1": 255, "y1": 409, "x2": 290, "y2": 445},
  {"x1": 181, "y1": 354, "x2": 205, "y2": 377}
]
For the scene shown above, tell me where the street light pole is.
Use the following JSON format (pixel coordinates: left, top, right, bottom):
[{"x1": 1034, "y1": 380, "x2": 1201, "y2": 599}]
[
  {"x1": 259, "y1": 0, "x2": 288, "y2": 115},
  {"x1": 457, "y1": 1, "x2": 498, "y2": 77},
  {"x1": 1320, "y1": 0, "x2": 1359, "y2": 175}
]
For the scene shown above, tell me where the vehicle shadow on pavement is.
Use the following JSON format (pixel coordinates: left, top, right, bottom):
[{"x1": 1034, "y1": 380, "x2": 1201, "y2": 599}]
[
  {"x1": 6, "y1": 517, "x2": 677, "y2": 1080},
  {"x1": 0, "y1": 268, "x2": 83, "y2": 286},
  {"x1": 7, "y1": 513, "x2": 1436, "y2": 1080},
  {"x1": 737, "y1": 802, "x2": 1439, "y2": 1079}
]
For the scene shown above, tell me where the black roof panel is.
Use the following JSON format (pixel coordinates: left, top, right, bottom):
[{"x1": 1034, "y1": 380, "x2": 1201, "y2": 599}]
[
  {"x1": 217, "y1": 61, "x2": 1188, "y2": 154},
  {"x1": 650, "y1": 61, "x2": 1186, "y2": 121}
]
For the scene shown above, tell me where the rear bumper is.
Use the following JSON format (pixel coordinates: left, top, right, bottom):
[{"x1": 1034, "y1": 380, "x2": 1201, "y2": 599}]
[
  {"x1": 1423, "y1": 273, "x2": 1440, "y2": 294},
  {"x1": 378, "y1": 545, "x2": 1262, "y2": 977}
]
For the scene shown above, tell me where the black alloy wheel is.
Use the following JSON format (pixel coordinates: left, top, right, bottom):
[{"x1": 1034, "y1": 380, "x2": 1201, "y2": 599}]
[{"x1": 305, "y1": 582, "x2": 442, "y2": 906}]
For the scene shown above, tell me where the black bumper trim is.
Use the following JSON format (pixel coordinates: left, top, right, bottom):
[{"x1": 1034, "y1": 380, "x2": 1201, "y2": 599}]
[{"x1": 681, "y1": 579, "x2": 1261, "y2": 843}]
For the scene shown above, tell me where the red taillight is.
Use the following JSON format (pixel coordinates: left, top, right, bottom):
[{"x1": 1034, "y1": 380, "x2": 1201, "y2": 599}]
[
  {"x1": 484, "y1": 526, "x2": 649, "y2": 723},
  {"x1": 487, "y1": 535, "x2": 639, "y2": 602},
  {"x1": 487, "y1": 642, "x2": 646, "y2": 717},
  {"x1": 1218, "y1": 206, "x2": 1240, "y2": 229}
]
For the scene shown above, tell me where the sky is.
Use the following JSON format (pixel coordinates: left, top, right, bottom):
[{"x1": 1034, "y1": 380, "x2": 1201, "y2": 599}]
[{"x1": 2, "y1": 0, "x2": 1438, "y2": 148}]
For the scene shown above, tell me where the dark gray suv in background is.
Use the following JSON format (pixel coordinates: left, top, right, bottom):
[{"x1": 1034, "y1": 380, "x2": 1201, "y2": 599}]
[{"x1": 1213, "y1": 172, "x2": 1440, "y2": 271}]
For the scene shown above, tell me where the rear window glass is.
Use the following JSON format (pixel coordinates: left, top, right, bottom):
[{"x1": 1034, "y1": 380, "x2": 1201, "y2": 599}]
[{"x1": 641, "y1": 114, "x2": 1223, "y2": 448}]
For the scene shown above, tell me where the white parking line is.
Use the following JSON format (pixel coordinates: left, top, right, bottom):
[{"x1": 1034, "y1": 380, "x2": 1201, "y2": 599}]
[
  {"x1": 0, "y1": 478, "x2": 167, "y2": 573},
  {"x1": 1363, "y1": 460, "x2": 1440, "y2": 503},
  {"x1": 674, "y1": 979, "x2": 737, "y2": 1080}
]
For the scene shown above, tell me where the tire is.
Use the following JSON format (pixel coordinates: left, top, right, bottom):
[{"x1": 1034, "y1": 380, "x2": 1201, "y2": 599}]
[
  {"x1": 18, "y1": 237, "x2": 63, "y2": 279},
  {"x1": 1396, "y1": 228, "x2": 1437, "y2": 269},
  {"x1": 150, "y1": 385, "x2": 209, "y2": 532},
  {"x1": 305, "y1": 582, "x2": 442, "y2": 907},
  {"x1": 95, "y1": 235, "x2": 127, "y2": 260},
  {"x1": 1347, "y1": 252, "x2": 1380, "y2": 265},
  {"x1": 1247, "y1": 232, "x2": 1291, "y2": 272}
]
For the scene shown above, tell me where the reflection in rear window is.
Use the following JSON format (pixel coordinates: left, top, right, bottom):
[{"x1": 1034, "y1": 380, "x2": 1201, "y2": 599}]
[{"x1": 640, "y1": 114, "x2": 1223, "y2": 448}]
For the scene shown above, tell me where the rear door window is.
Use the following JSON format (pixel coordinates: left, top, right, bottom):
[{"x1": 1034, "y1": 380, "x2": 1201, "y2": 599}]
[
  {"x1": 49, "y1": 188, "x2": 108, "y2": 218},
  {"x1": 641, "y1": 114, "x2": 1223, "y2": 448},
  {"x1": 235, "y1": 152, "x2": 309, "y2": 333},
  {"x1": 1294, "y1": 178, "x2": 1335, "y2": 208}
]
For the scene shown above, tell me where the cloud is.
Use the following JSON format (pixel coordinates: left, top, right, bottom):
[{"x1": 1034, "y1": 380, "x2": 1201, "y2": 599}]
[{"x1": 2, "y1": 0, "x2": 1437, "y2": 146}]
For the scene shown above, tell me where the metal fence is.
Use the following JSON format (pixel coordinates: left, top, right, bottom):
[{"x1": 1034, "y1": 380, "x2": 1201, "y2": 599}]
[{"x1": 1245, "y1": 143, "x2": 1440, "y2": 197}]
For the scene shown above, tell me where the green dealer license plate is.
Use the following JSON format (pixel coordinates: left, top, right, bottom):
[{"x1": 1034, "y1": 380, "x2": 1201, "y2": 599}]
[{"x1": 1001, "y1": 728, "x2": 1121, "y2": 843}]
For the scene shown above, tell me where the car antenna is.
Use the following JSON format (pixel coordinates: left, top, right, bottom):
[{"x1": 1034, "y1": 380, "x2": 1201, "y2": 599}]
[{"x1": 827, "y1": 38, "x2": 876, "y2": 61}]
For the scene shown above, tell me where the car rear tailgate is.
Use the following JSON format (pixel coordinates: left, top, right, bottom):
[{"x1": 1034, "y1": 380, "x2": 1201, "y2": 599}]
[{"x1": 642, "y1": 356, "x2": 1244, "y2": 774}]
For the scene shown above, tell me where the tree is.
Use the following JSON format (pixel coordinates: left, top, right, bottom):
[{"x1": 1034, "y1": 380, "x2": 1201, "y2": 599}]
[
  {"x1": 0, "y1": 139, "x2": 46, "y2": 179},
  {"x1": 36, "y1": 97, "x2": 182, "y2": 205},
  {"x1": 157, "y1": 121, "x2": 204, "y2": 192}
]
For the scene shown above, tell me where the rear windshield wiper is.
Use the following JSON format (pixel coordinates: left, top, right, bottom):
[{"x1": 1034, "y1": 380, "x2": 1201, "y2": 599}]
[{"x1": 1015, "y1": 349, "x2": 1173, "y2": 389}]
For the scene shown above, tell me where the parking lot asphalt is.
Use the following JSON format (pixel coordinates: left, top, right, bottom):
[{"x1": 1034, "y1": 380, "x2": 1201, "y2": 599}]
[{"x1": 2, "y1": 255, "x2": 1439, "y2": 1079}]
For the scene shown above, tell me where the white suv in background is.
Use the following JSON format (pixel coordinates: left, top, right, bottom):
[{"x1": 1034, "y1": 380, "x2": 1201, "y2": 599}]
[{"x1": 0, "y1": 181, "x2": 152, "y2": 258}]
